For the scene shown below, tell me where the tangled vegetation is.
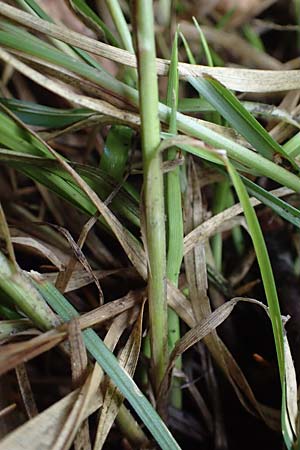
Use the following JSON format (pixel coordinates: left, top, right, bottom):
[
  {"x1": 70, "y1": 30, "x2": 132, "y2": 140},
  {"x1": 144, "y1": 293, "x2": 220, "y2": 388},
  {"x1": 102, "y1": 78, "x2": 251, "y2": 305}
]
[{"x1": 0, "y1": 1, "x2": 300, "y2": 449}]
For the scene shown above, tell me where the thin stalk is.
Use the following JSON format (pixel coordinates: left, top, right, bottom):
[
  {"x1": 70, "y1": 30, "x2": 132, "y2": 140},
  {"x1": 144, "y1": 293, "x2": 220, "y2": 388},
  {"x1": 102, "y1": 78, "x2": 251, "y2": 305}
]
[
  {"x1": 227, "y1": 189, "x2": 245, "y2": 256},
  {"x1": 116, "y1": 404, "x2": 148, "y2": 447},
  {"x1": 103, "y1": 0, "x2": 134, "y2": 53},
  {"x1": 133, "y1": 0, "x2": 168, "y2": 394},
  {"x1": 102, "y1": 0, "x2": 137, "y2": 84},
  {"x1": 166, "y1": 33, "x2": 183, "y2": 409},
  {"x1": 211, "y1": 180, "x2": 230, "y2": 271},
  {"x1": 15, "y1": 0, "x2": 81, "y2": 59}
]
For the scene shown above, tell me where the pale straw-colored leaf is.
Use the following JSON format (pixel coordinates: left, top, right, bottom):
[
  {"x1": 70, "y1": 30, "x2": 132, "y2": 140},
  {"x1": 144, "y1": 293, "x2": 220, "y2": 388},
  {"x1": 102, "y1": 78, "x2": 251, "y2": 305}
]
[
  {"x1": 0, "y1": 3, "x2": 299, "y2": 92},
  {"x1": 93, "y1": 301, "x2": 145, "y2": 449}
]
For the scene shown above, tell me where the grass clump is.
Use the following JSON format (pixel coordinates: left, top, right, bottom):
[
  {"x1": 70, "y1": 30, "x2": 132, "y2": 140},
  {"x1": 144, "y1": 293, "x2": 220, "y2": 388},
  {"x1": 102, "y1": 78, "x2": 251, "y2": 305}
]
[{"x1": 0, "y1": 1, "x2": 300, "y2": 449}]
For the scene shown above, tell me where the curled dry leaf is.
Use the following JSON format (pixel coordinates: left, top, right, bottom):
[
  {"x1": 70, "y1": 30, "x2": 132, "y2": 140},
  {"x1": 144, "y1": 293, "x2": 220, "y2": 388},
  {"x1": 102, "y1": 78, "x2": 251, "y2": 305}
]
[
  {"x1": 11, "y1": 236, "x2": 67, "y2": 271},
  {"x1": 47, "y1": 224, "x2": 104, "y2": 303},
  {"x1": 158, "y1": 298, "x2": 242, "y2": 409},
  {"x1": 0, "y1": 404, "x2": 16, "y2": 420},
  {"x1": 158, "y1": 297, "x2": 283, "y2": 431}
]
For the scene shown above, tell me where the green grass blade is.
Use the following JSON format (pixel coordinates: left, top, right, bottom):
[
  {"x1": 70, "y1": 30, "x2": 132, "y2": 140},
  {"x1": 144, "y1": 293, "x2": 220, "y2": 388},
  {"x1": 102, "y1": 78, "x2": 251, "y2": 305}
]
[
  {"x1": 211, "y1": 180, "x2": 230, "y2": 271},
  {"x1": 15, "y1": 0, "x2": 115, "y2": 69},
  {"x1": 225, "y1": 161, "x2": 295, "y2": 448},
  {"x1": 226, "y1": 161, "x2": 285, "y2": 381},
  {"x1": 284, "y1": 131, "x2": 300, "y2": 158},
  {"x1": 179, "y1": 32, "x2": 196, "y2": 65},
  {"x1": 15, "y1": 0, "x2": 48, "y2": 19},
  {"x1": 242, "y1": 176, "x2": 300, "y2": 229},
  {"x1": 0, "y1": 98, "x2": 92, "y2": 127},
  {"x1": 188, "y1": 75, "x2": 293, "y2": 163},
  {"x1": 170, "y1": 108, "x2": 300, "y2": 192},
  {"x1": 0, "y1": 112, "x2": 140, "y2": 226},
  {"x1": 104, "y1": 0, "x2": 134, "y2": 53},
  {"x1": 0, "y1": 21, "x2": 135, "y2": 104},
  {"x1": 243, "y1": 24, "x2": 265, "y2": 51},
  {"x1": 165, "y1": 32, "x2": 183, "y2": 409},
  {"x1": 69, "y1": 0, "x2": 120, "y2": 47},
  {"x1": 178, "y1": 98, "x2": 300, "y2": 128},
  {"x1": 33, "y1": 278, "x2": 181, "y2": 450},
  {"x1": 215, "y1": 165, "x2": 300, "y2": 228},
  {"x1": 166, "y1": 35, "x2": 183, "y2": 285},
  {"x1": 192, "y1": 17, "x2": 213, "y2": 67},
  {"x1": 1, "y1": 25, "x2": 300, "y2": 193}
]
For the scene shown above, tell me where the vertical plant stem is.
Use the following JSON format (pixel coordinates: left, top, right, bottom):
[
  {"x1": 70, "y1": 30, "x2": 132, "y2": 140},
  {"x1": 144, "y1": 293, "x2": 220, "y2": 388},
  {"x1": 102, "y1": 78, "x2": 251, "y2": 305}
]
[
  {"x1": 211, "y1": 180, "x2": 230, "y2": 271},
  {"x1": 116, "y1": 404, "x2": 148, "y2": 447},
  {"x1": 133, "y1": 0, "x2": 168, "y2": 395},
  {"x1": 166, "y1": 32, "x2": 183, "y2": 409},
  {"x1": 104, "y1": 0, "x2": 134, "y2": 53}
]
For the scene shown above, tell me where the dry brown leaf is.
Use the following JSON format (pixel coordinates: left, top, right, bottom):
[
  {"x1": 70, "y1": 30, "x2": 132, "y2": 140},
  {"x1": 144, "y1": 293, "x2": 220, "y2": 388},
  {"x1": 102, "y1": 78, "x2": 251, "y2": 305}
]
[
  {"x1": 183, "y1": 187, "x2": 293, "y2": 256},
  {"x1": 47, "y1": 224, "x2": 104, "y2": 303},
  {"x1": 93, "y1": 301, "x2": 146, "y2": 450},
  {"x1": 41, "y1": 268, "x2": 131, "y2": 293},
  {"x1": 0, "y1": 82, "x2": 147, "y2": 282},
  {"x1": 166, "y1": 282, "x2": 195, "y2": 327},
  {"x1": 0, "y1": 388, "x2": 102, "y2": 450},
  {"x1": 54, "y1": 214, "x2": 99, "y2": 297},
  {"x1": 0, "y1": 287, "x2": 144, "y2": 378},
  {"x1": 183, "y1": 159, "x2": 226, "y2": 443},
  {"x1": 1, "y1": 309, "x2": 137, "y2": 450},
  {"x1": 167, "y1": 278, "x2": 281, "y2": 429},
  {"x1": 158, "y1": 297, "x2": 281, "y2": 431},
  {"x1": 0, "y1": 329, "x2": 65, "y2": 377},
  {"x1": 51, "y1": 363, "x2": 101, "y2": 450},
  {"x1": 11, "y1": 236, "x2": 66, "y2": 270},
  {"x1": 69, "y1": 319, "x2": 88, "y2": 388},
  {"x1": 284, "y1": 334, "x2": 298, "y2": 437},
  {"x1": 68, "y1": 319, "x2": 91, "y2": 450},
  {"x1": 158, "y1": 298, "x2": 242, "y2": 407},
  {"x1": 71, "y1": 289, "x2": 144, "y2": 330},
  {"x1": 15, "y1": 364, "x2": 38, "y2": 419},
  {"x1": 184, "y1": 159, "x2": 209, "y2": 323},
  {"x1": 0, "y1": 202, "x2": 17, "y2": 270}
]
